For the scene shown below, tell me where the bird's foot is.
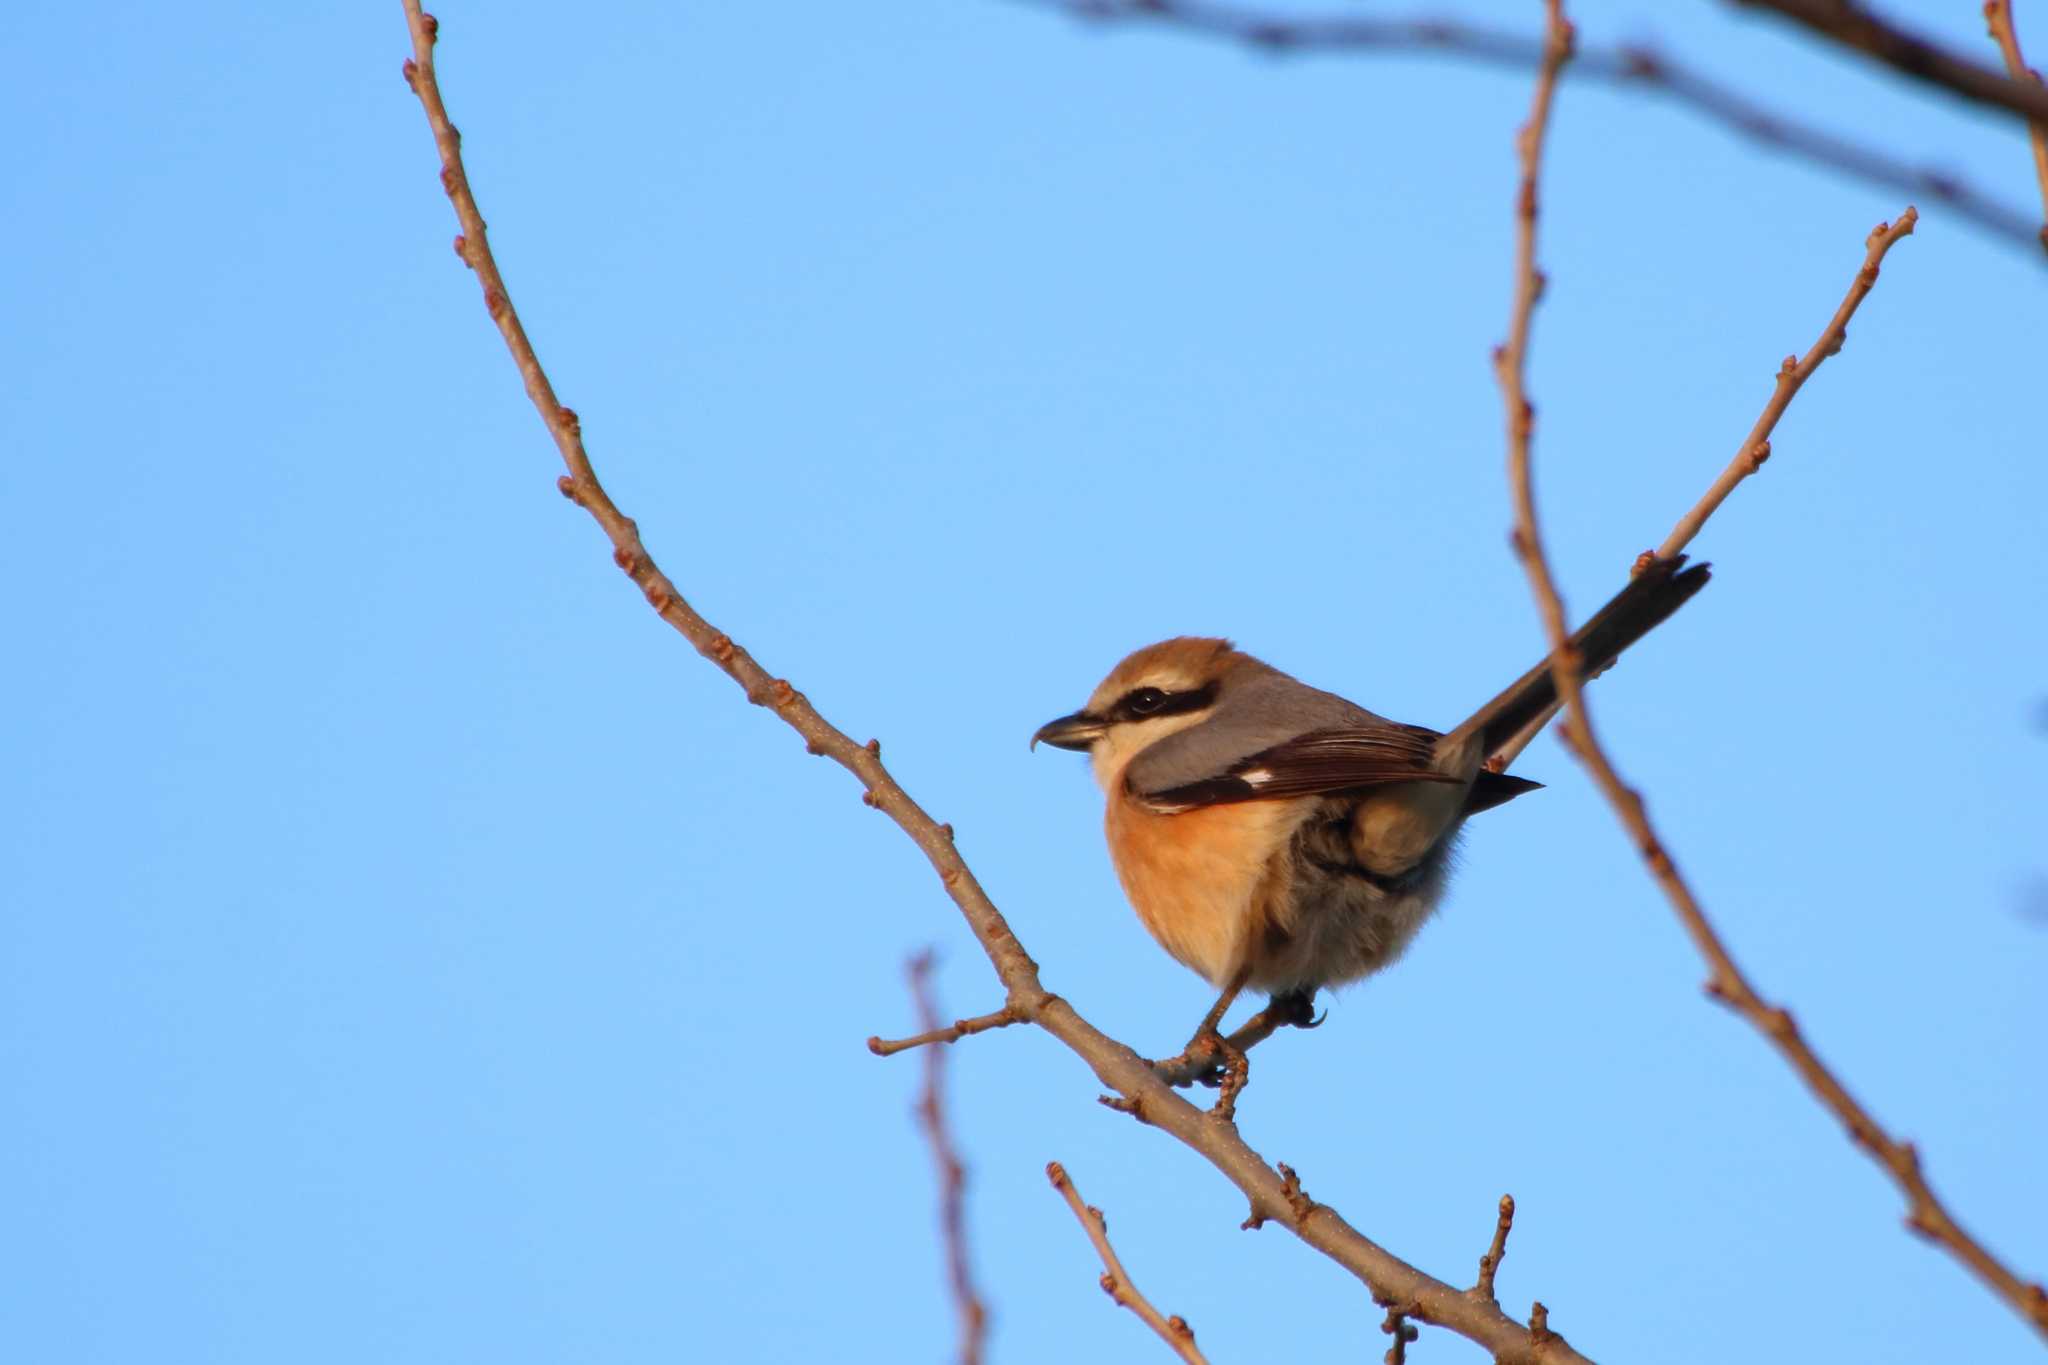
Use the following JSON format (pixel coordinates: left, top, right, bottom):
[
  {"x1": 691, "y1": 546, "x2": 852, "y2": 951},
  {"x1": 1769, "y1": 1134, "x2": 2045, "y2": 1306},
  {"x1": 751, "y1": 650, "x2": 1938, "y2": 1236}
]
[
  {"x1": 1151, "y1": 1028, "x2": 1250, "y2": 1121},
  {"x1": 1269, "y1": 988, "x2": 1326, "y2": 1030}
]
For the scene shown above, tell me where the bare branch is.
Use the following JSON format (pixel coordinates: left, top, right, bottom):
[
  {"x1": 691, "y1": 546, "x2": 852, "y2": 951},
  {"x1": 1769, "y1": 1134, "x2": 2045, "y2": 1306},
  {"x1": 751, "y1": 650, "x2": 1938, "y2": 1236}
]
[
  {"x1": 396, "y1": 8, "x2": 1593, "y2": 1360},
  {"x1": 1046, "y1": 1162, "x2": 1211, "y2": 1365},
  {"x1": 1485, "y1": 700, "x2": 1561, "y2": 772},
  {"x1": 1655, "y1": 210, "x2": 1918, "y2": 562},
  {"x1": 1493, "y1": 0, "x2": 1578, "y2": 678},
  {"x1": 908, "y1": 954, "x2": 991, "y2": 1365},
  {"x1": 870, "y1": 1005, "x2": 1024, "y2": 1057},
  {"x1": 1985, "y1": 0, "x2": 2048, "y2": 252},
  {"x1": 1733, "y1": 0, "x2": 2048, "y2": 125},
  {"x1": 1380, "y1": 1305, "x2": 1420, "y2": 1364},
  {"x1": 1010, "y1": 0, "x2": 2044, "y2": 256},
  {"x1": 1474, "y1": 1194, "x2": 1516, "y2": 1303},
  {"x1": 1488, "y1": 0, "x2": 2048, "y2": 1336}
]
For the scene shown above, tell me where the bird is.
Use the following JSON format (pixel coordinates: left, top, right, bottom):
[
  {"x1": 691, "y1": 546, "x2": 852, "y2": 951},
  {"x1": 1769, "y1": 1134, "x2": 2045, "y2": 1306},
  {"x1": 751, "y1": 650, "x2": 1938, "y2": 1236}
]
[{"x1": 1032, "y1": 555, "x2": 1709, "y2": 1098}]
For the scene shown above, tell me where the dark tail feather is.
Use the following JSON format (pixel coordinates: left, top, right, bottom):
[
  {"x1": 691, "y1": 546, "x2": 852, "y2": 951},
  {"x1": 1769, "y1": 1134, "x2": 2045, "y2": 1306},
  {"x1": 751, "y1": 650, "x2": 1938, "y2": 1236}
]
[
  {"x1": 1453, "y1": 556, "x2": 1711, "y2": 758},
  {"x1": 1464, "y1": 769, "x2": 1544, "y2": 815}
]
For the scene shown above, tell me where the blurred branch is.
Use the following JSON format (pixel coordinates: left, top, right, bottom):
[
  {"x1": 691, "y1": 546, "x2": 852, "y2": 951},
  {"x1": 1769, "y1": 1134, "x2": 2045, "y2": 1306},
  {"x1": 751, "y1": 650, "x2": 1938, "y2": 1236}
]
[
  {"x1": 1011, "y1": 0, "x2": 2045, "y2": 256},
  {"x1": 1655, "y1": 208, "x2": 1916, "y2": 562},
  {"x1": 395, "y1": 7, "x2": 1589, "y2": 1361},
  {"x1": 1489, "y1": 0, "x2": 2048, "y2": 1337},
  {"x1": 908, "y1": 953, "x2": 990, "y2": 1365},
  {"x1": 1046, "y1": 1162, "x2": 1210, "y2": 1364},
  {"x1": 1984, "y1": 0, "x2": 2048, "y2": 251},
  {"x1": 1732, "y1": 0, "x2": 2048, "y2": 124}
]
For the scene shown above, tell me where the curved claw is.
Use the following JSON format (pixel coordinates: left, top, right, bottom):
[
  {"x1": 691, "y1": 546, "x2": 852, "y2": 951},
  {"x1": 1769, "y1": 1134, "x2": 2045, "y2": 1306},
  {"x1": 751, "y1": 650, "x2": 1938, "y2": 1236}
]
[{"x1": 1268, "y1": 989, "x2": 1322, "y2": 1030}]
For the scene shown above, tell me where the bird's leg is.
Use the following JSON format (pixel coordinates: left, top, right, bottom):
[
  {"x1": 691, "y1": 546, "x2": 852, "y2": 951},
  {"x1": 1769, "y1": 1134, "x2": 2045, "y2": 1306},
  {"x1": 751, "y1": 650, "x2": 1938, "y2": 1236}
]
[
  {"x1": 1193, "y1": 972, "x2": 1247, "y2": 1039},
  {"x1": 1150, "y1": 971, "x2": 1252, "y2": 1104},
  {"x1": 1152, "y1": 985, "x2": 1324, "y2": 1089}
]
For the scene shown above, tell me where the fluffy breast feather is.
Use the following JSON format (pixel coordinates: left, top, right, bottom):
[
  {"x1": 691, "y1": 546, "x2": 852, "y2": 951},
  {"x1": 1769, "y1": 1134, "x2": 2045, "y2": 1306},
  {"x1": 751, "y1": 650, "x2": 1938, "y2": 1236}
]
[{"x1": 1104, "y1": 792, "x2": 1308, "y2": 988}]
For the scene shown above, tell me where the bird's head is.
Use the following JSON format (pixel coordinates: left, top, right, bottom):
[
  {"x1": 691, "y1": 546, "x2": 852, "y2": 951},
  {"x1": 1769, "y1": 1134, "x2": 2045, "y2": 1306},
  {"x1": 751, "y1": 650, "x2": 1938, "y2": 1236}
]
[{"x1": 1033, "y1": 637, "x2": 1252, "y2": 790}]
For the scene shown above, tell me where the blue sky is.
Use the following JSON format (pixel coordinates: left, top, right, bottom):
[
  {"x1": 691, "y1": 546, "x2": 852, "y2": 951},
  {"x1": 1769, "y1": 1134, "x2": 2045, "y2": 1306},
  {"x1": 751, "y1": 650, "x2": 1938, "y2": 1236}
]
[{"x1": 3, "y1": 2, "x2": 2044, "y2": 1362}]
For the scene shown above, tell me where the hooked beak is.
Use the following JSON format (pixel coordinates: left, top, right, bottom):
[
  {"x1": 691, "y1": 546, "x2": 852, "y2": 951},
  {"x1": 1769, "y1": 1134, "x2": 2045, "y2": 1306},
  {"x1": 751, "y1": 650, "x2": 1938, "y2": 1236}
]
[{"x1": 1031, "y1": 710, "x2": 1106, "y2": 752}]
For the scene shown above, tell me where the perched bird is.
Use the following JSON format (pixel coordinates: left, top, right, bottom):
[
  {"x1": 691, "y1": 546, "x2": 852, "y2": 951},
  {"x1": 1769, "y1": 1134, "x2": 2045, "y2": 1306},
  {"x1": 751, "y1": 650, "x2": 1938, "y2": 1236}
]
[{"x1": 1032, "y1": 557, "x2": 1709, "y2": 1085}]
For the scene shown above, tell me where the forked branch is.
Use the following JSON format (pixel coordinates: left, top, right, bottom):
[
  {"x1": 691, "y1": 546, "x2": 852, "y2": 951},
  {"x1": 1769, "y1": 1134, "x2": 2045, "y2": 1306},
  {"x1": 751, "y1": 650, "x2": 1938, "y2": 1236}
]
[
  {"x1": 908, "y1": 954, "x2": 991, "y2": 1365},
  {"x1": 1011, "y1": 0, "x2": 2043, "y2": 255},
  {"x1": 396, "y1": 6, "x2": 1590, "y2": 1360},
  {"x1": 1984, "y1": 0, "x2": 2048, "y2": 251},
  {"x1": 1734, "y1": 0, "x2": 2048, "y2": 125},
  {"x1": 1494, "y1": 0, "x2": 2048, "y2": 1342}
]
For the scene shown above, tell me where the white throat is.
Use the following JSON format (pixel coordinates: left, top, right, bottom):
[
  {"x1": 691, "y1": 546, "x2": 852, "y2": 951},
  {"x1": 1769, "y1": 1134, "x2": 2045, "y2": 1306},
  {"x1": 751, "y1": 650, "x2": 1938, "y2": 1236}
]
[{"x1": 1088, "y1": 710, "x2": 1214, "y2": 795}]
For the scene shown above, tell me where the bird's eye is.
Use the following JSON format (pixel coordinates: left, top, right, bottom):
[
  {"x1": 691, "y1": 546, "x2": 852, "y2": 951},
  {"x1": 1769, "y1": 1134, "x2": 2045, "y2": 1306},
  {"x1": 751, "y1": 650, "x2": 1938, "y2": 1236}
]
[{"x1": 1124, "y1": 687, "x2": 1168, "y2": 717}]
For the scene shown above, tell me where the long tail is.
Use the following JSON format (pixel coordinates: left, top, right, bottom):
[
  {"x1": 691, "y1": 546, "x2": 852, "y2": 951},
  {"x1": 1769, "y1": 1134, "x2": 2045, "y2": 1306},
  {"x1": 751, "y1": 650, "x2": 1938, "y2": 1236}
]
[{"x1": 1446, "y1": 555, "x2": 1711, "y2": 760}]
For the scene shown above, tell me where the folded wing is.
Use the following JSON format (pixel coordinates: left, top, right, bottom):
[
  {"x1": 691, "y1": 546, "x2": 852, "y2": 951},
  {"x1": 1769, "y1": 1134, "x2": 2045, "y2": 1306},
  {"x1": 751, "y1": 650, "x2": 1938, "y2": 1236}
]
[{"x1": 1132, "y1": 724, "x2": 1464, "y2": 814}]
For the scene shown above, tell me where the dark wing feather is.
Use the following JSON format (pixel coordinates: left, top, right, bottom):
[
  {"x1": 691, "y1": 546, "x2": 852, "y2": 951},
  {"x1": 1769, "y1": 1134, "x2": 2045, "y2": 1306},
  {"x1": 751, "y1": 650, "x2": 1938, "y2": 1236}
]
[{"x1": 1135, "y1": 725, "x2": 1462, "y2": 813}]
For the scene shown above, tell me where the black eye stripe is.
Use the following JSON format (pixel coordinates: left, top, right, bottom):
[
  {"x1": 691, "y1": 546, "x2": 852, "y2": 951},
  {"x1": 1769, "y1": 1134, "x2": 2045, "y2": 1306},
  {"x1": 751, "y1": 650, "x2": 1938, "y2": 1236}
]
[{"x1": 1113, "y1": 681, "x2": 1219, "y2": 722}]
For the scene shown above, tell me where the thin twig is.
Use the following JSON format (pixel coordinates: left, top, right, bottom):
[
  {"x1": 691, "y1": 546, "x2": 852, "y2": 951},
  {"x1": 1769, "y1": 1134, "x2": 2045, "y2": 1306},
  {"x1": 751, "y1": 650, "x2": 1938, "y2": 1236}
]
[
  {"x1": 1493, "y1": 0, "x2": 1579, "y2": 691},
  {"x1": 1380, "y1": 1305, "x2": 1420, "y2": 1365},
  {"x1": 1985, "y1": 0, "x2": 2048, "y2": 252},
  {"x1": 397, "y1": 9, "x2": 1593, "y2": 1361},
  {"x1": 1474, "y1": 1194, "x2": 1516, "y2": 1303},
  {"x1": 1009, "y1": 0, "x2": 2044, "y2": 256},
  {"x1": 1489, "y1": 0, "x2": 2048, "y2": 1339},
  {"x1": 1507, "y1": 210, "x2": 1915, "y2": 762},
  {"x1": 909, "y1": 954, "x2": 991, "y2": 1365},
  {"x1": 1485, "y1": 701, "x2": 1560, "y2": 772},
  {"x1": 870, "y1": 1005, "x2": 1023, "y2": 1057},
  {"x1": 1733, "y1": 0, "x2": 2048, "y2": 125},
  {"x1": 1047, "y1": 1162, "x2": 1211, "y2": 1364},
  {"x1": 1655, "y1": 210, "x2": 1918, "y2": 562}
]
